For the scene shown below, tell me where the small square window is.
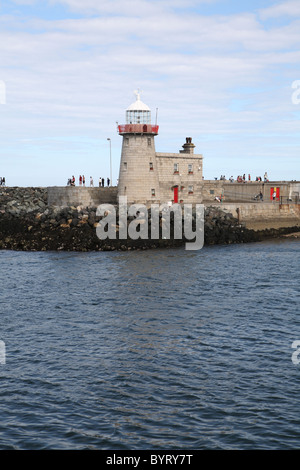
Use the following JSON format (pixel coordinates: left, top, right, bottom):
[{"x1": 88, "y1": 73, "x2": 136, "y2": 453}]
[
  {"x1": 149, "y1": 162, "x2": 153, "y2": 171},
  {"x1": 174, "y1": 163, "x2": 179, "y2": 173},
  {"x1": 151, "y1": 188, "x2": 155, "y2": 196},
  {"x1": 188, "y1": 164, "x2": 193, "y2": 174},
  {"x1": 188, "y1": 185, "x2": 194, "y2": 194}
]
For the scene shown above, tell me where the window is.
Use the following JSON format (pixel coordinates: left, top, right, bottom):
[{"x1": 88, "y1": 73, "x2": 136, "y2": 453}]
[
  {"x1": 149, "y1": 162, "x2": 153, "y2": 171},
  {"x1": 174, "y1": 163, "x2": 179, "y2": 173},
  {"x1": 123, "y1": 162, "x2": 127, "y2": 171},
  {"x1": 125, "y1": 138, "x2": 129, "y2": 146},
  {"x1": 188, "y1": 185, "x2": 194, "y2": 194},
  {"x1": 210, "y1": 190, "x2": 214, "y2": 195},
  {"x1": 151, "y1": 188, "x2": 155, "y2": 196},
  {"x1": 188, "y1": 164, "x2": 193, "y2": 174},
  {"x1": 147, "y1": 137, "x2": 151, "y2": 146}
]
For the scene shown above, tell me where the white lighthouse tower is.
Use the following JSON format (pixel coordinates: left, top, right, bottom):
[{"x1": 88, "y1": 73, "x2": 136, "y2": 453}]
[{"x1": 117, "y1": 91, "x2": 160, "y2": 205}]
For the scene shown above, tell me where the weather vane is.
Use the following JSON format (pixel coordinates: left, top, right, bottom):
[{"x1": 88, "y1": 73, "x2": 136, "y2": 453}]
[{"x1": 134, "y1": 88, "x2": 142, "y2": 101}]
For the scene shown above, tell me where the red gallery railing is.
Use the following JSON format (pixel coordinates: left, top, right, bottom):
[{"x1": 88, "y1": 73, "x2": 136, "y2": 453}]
[{"x1": 118, "y1": 124, "x2": 159, "y2": 135}]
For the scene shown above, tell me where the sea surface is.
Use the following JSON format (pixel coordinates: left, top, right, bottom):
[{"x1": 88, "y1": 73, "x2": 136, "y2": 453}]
[{"x1": 0, "y1": 239, "x2": 300, "y2": 450}]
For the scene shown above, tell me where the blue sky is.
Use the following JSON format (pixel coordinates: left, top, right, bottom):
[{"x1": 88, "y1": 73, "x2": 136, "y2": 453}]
[{"x1": 0, "y1": 0, "x2": 299, "y2": 186}]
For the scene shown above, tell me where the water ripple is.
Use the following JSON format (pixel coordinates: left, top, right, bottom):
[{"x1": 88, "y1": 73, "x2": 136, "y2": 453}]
[{"x1": 0, "y1": 240, "x2": 300, "y2": 449}]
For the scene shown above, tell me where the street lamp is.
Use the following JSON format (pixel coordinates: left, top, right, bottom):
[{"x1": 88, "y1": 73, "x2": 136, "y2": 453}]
[{"x1": 107, "y1": 138, "x2": 112, "y2": 186}]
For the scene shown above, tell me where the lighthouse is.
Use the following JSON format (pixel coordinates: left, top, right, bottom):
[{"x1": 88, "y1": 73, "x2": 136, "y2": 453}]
[{"x1": 117, "y1": 91, "x2": 160, "y2": 205}]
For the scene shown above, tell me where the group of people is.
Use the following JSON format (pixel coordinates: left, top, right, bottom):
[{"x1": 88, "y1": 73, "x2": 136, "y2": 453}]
[
  {"x1": 256, "y1": 173, "x2": 269, "y2": 182},
  {"x1": 0, "y1": 177, "x2": 5, "y2": 186},
  {"x1": 254, "y1": 191, "x2": 264, "y2": 201},
  {"x1": 67, "y1": 175, "x2": 112, "y2": 187},
  {"x1": 67, "y1": 176, "x2": 76, "y2": 186},
  {"x1": 219, "y1": 172, "x2": 269, "y2": 183},
  {"x1": 236, "y1": 174, "x2": 254, "y2": 182},
  {"x1": 98, "y1": 177, "x2": 110, "y2": 187}
]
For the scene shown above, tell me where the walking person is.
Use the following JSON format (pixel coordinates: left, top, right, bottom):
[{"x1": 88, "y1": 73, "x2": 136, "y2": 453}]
[
  {"x1": 102, "y1": 178, "x2": 104, "y2": 187},
  {"x1": 90, "y1": 176, "x2": 94, "y2": 187},
  {"x1": 82, "y1": 175, "x2": 85, "y2": 186},
  {"x1": 107, "y1": 178, "x2": 110, "y2": 187},
  {"x1": 79, "y1": 175, "x2": 82, "y2": 186},
  {"x1": 99, "y1": 177, "x2": 101, "y2": 187}
]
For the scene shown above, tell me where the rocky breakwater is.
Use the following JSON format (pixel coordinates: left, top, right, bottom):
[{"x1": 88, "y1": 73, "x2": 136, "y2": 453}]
[{"x1": 0, "y1": 187, "x2": 299, "y2": 251}]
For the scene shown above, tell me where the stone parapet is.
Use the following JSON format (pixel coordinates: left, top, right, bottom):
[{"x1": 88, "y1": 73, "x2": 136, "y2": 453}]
[
  {"x1": 208, "y1": 202, "x2": 300, "y2": 230},
  {"x1": 202, "y1": 180, "x2": 300, "y2": 204},
  {"x1": 47, "y1": 186, "x2": 117, "y2": 207}
]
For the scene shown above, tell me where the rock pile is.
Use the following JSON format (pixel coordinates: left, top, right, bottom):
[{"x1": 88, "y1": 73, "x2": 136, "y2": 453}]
[{"x1": 0, "y1": 187, "x2": 48, "y2": 215}]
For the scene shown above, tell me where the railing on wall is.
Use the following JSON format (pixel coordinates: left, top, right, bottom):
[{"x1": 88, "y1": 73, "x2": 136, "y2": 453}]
[{"x1": 118, "y1": 124, "x2": 159, "y2": 135}]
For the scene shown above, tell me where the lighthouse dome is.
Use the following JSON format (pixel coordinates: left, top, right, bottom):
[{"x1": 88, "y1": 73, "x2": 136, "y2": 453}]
[{"x1": 126, "y1": 90, "x2": 151, "y2": 124}]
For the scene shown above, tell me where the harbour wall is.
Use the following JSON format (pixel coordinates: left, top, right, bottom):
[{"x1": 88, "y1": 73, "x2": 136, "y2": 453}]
[
  {"x1": 210, "y1": 202, "x2": 300, "y2": 230},
  {"x1": 202, "y1": 180, "x2": 300, "y2": 204},
  {"x1": 0, "y1": 186, "x2": 299, "y2": 251},
  {"x1": 47, "y1": 186, "x2": 118, "y2": 207},
  {"x1": 0, "y1": 186, "x2": 299, "y2": 233}
]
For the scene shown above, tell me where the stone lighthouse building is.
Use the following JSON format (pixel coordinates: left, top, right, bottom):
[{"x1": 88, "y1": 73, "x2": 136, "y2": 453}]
[
  {"x1": 118, "y1": 91, "x2": 203, "y2": 206},
  {"x1": 117, "y1": 90, "x2": 160, "y2": 205}
]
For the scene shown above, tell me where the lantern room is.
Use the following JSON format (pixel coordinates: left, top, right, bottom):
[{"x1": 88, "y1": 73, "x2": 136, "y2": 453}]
[
  {"x1": 118, "y1": 90, "x2": 159, "y2": 135},
  {"x1": 126, "y1": 90, "x2": 151, "y2": 124}
]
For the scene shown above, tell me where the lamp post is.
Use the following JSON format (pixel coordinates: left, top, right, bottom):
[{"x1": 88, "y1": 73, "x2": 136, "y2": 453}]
[{"x1": 107, "y1": 138, "x2": 112, "y2": 186}]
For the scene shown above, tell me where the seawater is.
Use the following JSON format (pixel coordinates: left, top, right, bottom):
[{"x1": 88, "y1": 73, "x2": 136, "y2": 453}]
[{"x1": 0, "y1": 239, "x2": 300, "y2": 450}]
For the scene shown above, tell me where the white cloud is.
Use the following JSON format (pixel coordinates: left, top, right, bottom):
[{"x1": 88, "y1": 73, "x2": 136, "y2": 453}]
[
  {"x1": 10, "y1": 0, "x2": 38, "y2": 4},
  {"x1": 259, "y1": 0, "x2": 300, "y2": 19},
  {"x1": 0, "y1": 0, "x2": 299, "y2": 185},
  {"x1": 49, "y1": 0, "x2": 217, "y2": 16}
]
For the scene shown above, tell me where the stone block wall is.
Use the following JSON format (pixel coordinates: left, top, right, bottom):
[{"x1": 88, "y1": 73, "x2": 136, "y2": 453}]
[
  {"x1": 209, "y1": 202, "x2": 300, "y2": 230},
  {"x1": 156, "y1": 152, "x2": 203, "y2": 204},
  {"x1": 118, "y1": 134, "x2": 161, "y2": 205},
  {"x1": 47, "y1": 186, "x2": 117, "y2": 207},
  {"x1": 202, "y1": 180, "x2": 299, "y2": 203}
]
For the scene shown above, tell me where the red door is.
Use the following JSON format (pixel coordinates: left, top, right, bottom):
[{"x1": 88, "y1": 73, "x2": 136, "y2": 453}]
[
  {"x1": 173, "y1": 186, "x2": 178, "y2": 203},
  {"x1": 270, "y1": 187, "x2": 280, "y2": 201}
]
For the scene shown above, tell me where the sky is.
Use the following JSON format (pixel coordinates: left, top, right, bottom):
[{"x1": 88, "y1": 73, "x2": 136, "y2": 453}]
[{"x1": 0, "y1": 0, "x2": 299, "y2": 187}]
